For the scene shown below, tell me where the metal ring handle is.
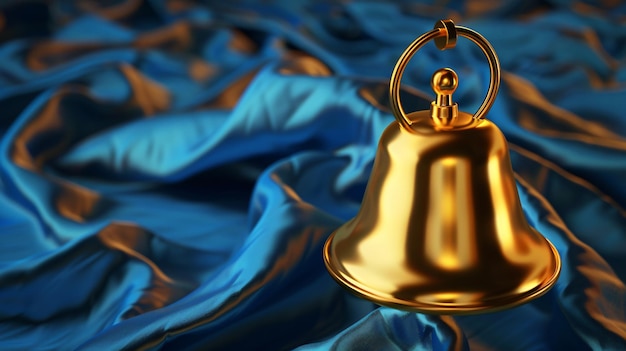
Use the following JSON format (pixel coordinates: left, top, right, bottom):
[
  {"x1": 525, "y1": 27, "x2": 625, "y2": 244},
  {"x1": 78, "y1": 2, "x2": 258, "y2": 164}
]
[{"x1": 389, "y1": 21, "x2": 501, "y2": 131}]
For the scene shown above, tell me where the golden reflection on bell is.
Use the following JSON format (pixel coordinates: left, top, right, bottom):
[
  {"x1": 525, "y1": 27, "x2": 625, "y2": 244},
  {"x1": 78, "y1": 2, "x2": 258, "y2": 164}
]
[{"x1": 323, "y1": 20, "x2": 560, "y2": 314}]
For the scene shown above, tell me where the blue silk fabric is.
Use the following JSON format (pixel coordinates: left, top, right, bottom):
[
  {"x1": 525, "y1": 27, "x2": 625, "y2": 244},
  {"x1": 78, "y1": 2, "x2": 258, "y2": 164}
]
[{"x1": 0, "y1": 1, "x2": 625, "y2": 350}]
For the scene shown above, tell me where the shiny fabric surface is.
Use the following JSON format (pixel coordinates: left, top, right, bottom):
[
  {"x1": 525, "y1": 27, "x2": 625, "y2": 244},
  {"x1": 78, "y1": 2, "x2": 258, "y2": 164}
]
[{"x1": 0, "y1": 1, "x2": 624, "y2": 350}]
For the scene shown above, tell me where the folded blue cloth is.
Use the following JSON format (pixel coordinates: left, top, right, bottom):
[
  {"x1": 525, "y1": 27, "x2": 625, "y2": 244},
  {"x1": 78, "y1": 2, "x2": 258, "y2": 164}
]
[{"x1": 0, "y1": 1, "x2": 624, "y2": 350}]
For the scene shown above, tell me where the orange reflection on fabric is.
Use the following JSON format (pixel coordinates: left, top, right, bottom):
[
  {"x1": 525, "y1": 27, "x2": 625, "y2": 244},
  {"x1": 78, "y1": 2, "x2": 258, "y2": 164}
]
[
  {"x1": 188, "y1": 59, "x2": 217, "y2": 82},
  {"x1": 98, "y1": 223, "x2": 186, "y2": 319},
  {"x1": 11, "y1": 88, "x2": 73, "y2": 170},
  {"x1": 134, "y1": 22, "x2": 191, "y2": 52},
  {"x1": 77, "y1": 0, "x2": 142, "y2": 20},
  {"x1": 278, "y1": 55, "x2": 332, "y2": 76},
  {"x1": 27, "y1": 22, "x2": 194, "y2": 71},
  {"x1": 204, "y1": 69, "x2": 259, "y2": 109},
  {"x1": 55, "y1": 181, "x2": 103, "y2": 223},
  {"x1": 120, "y1": 64, "x2": 171, "y2": 115},
  {"x1": 504, "y1": 73, "x2": 626, "y2": 149},
  {"x1": 229, "y1": 30, "x2": 259, "y2": 54}
]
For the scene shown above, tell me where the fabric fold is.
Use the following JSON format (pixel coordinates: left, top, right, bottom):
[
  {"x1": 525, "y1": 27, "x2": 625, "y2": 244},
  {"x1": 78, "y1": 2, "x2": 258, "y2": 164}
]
[{"x1": 0, "y1": 1, "x2": 623, "y2": 350}]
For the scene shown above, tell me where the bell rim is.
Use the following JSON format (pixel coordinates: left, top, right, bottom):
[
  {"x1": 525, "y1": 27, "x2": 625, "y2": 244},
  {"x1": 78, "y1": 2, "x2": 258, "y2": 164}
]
[{"x1": 323, "y1": 231, "x2": 561, "y2": 315}]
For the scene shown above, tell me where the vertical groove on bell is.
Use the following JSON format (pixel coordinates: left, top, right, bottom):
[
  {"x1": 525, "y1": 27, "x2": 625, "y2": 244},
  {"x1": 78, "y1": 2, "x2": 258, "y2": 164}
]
[{"x1": 424, "y1": 157, "x2": 476, "y2": 270}]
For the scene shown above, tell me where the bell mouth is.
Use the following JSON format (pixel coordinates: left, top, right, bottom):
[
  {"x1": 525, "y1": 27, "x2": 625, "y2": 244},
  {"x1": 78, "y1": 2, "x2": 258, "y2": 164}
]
[{"x1": 323, "y1": 231, "x2": 561, "y2": 315}]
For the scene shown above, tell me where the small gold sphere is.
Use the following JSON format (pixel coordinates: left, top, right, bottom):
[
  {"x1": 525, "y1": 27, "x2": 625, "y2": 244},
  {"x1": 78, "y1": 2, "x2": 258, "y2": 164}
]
[{"x1": 431, "y1": 68, "x2": 458, "y2": 95}]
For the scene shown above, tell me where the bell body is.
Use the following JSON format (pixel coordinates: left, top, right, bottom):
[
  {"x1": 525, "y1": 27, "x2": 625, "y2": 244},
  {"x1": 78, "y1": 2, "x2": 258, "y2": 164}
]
[{"x1": 323, "y1": 111, "x2": 560, "y2": 314}]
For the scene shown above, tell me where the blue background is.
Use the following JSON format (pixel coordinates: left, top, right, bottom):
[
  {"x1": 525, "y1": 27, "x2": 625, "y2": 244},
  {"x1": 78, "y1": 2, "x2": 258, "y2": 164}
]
[{"x1": 0, "y1": 0, "x2": 625, "y2": 350}]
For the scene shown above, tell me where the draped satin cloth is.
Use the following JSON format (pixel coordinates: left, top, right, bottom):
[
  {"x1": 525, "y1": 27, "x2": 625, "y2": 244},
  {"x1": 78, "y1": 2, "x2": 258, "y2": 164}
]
[{"x1": 0, "y1": 1, "x2": 625, "y2": 350}]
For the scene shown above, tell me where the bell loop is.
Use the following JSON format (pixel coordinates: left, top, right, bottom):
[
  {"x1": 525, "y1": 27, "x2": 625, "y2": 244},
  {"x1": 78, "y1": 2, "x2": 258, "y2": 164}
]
[{"x1": 388, "y1": 19, "x2": 501, "y2": 130}]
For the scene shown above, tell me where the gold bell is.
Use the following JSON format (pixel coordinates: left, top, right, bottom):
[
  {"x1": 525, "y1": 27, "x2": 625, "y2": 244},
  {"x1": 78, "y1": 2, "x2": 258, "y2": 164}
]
[{"x1": 323, "y1": 20, "x2": 560, "y2": 314}]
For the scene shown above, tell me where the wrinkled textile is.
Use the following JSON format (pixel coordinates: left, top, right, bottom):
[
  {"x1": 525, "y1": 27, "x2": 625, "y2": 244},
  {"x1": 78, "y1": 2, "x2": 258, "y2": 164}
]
[{"x1": 0, "y1": 0, "x2": 625, "y2": 350}]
